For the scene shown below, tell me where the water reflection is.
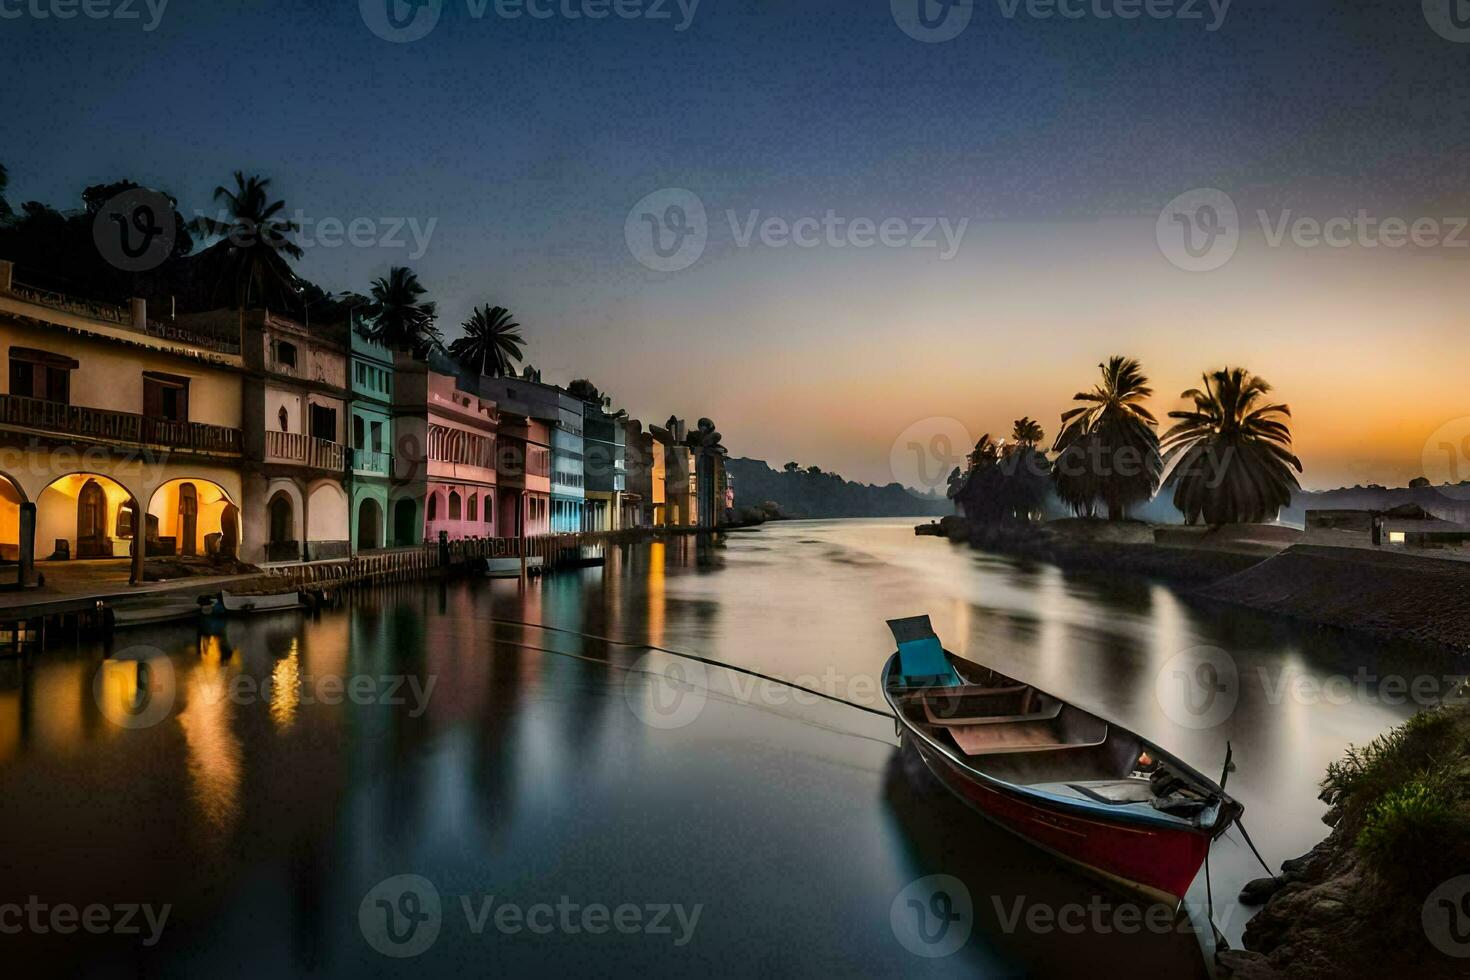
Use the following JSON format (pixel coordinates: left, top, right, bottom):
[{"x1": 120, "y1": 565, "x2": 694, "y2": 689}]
[{"x1": 0, "y1": 519, "x2": 1459, "y2": 975}]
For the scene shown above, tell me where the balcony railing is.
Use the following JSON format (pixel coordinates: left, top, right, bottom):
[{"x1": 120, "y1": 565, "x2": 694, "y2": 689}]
[
  {"x1": 8, "y1": 280, "x2": 241, "y2": 355},
  {"x1": 266, "y1": 430, "x2": 347, "y2": 471},
  {"x1": 350, "y1": 448, "x2": 392, "y2": 475},
  {"x1": 0, "y1": 394, "x2": 241, "y2": 454}
]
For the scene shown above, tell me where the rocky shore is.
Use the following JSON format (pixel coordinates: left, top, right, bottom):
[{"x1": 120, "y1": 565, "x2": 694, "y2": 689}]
[{"x1": 1219, "y1": 699, "x2": 1470, "y2": 979}]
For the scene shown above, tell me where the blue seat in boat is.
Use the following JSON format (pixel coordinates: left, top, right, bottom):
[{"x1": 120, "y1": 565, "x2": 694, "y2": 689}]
[{"x1": 887, "y1": 615, "x2": 961, "y2": 688}]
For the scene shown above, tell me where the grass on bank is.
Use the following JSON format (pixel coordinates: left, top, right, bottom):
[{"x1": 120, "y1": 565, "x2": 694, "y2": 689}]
[{"x1": 1320, "y1": 696, "x2": 1470, "y2": 893}]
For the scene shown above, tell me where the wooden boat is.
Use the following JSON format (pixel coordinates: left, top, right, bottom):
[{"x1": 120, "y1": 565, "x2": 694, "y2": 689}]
[
  {"x1": 215, "y1": 590, "x2": 306, "y2": 615},
  {"x1": 882, "y1": 615, "x2": 1242, "y2": 905},
  {"x1": 108, "y1": 597, "x2": 204, "y2": 628}
]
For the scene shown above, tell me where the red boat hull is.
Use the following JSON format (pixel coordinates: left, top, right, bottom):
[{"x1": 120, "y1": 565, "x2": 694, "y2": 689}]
[{"x1": 913, "y1": 738, "x2": 1211, "y2": 904}]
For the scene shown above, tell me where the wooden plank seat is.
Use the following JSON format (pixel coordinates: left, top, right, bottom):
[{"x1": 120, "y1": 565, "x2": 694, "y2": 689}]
[
  {"x1": 922, "y1": 695, "x2": 1064, "y2": 727},
  {"x1": 941, "y1": 717, "x2": 1110, "y2": 757}
]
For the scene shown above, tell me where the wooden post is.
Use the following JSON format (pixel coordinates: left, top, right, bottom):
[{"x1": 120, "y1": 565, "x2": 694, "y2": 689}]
[{"x1": 17, "y1": 502, "x2": 34, "y2": 588}]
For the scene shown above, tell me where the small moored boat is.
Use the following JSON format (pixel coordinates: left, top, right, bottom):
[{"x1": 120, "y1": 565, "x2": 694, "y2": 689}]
[
  {"x1": 215, "y1": 590, "x2": 306, "y2": 615},
  {"x1": 882, "y1": 615, "x2": 1243, "y2": 905}
]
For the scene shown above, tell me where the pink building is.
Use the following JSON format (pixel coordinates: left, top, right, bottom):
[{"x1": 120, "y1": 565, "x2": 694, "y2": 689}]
[
  {"x1": 495, "y1": 410, "x2": 552, "y2": 537},
  {"x1": 391, "y1": 356, "x2": 499, "y2": 544}
]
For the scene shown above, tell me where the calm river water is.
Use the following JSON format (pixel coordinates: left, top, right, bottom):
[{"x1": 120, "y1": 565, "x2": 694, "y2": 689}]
[{"x1": 0, "y1": 519, "x2": 1457, "y2": 977}]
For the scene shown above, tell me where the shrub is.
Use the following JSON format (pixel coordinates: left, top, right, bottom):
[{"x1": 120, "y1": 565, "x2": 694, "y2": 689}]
[
  {"x1": 1356, "y1": 768, "x2": 1470, "y2": 893},
  {"x1": 1321, "y1": 709, "x2": 1455, "y2": 811}
]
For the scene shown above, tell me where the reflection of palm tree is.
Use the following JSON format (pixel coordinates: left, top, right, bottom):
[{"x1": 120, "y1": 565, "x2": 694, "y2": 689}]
[
  {"x1": 1052, "y1": 356, "x2": 1161, "y2": 520},
  {"x1": 190, "y1": 172, "x2": 302, "y2": 309},
  {"x1": 1162, "y1": 367, "x2": 1302, "y2": 525},
  {"x1": 449, "y1": 305, "x2": 525, "y2": 377},
  {"x1": 361, "y1": 267, "x2": 441, "y2": 354}
]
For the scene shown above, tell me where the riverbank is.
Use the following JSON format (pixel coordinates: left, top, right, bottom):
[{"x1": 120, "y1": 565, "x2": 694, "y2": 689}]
[
  {"x1": 919, "y1": 517, "x2": 1470, "y2": 653},
  {"x1": 1218, "y1": 697, "x2": 1470, "y2": 979}
]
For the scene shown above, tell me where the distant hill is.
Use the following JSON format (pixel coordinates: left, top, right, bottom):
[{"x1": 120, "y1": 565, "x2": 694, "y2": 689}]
[{"x1": 725, "y1": 457, "x2": 950, "y2": 519}]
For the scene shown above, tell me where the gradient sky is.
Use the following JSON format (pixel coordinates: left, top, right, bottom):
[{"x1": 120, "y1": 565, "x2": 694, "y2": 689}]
[{"x1": 3, "y1": 1, "x2": 1469, "y2": 489}]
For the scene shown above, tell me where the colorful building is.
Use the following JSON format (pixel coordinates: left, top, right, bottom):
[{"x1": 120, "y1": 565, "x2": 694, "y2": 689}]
[
  {"x1": 476, "y1": 370, "x2": 585, "y2": 533},
  {"x1": 348, "y1": 318, "x2": 394, "y2": 550},
  {"x1": 391, "y1": 352, "x2": 500, "y2": 545},
  {"x1": 218, "y1": 309, "x2": 352, "y2": 563},
  {"x1": 494, "y1": 409, "x2": 552, "y2": 537},
  {"x1": 0, "y1": 260, "x2": 246, "y2": 584},
  {"x1": 582, "y1": 400, "x2": 626, "y2": 531}
]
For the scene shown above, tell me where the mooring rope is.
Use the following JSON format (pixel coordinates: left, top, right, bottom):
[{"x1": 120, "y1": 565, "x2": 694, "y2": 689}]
[{"x1": 486, "y1": 616, "x2": 897, "y2": 721}]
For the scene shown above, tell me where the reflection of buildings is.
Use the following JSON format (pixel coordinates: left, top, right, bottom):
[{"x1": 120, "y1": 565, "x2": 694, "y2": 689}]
[{"x1": 0, "y1": 259, "x2": 245, "y2": 583}]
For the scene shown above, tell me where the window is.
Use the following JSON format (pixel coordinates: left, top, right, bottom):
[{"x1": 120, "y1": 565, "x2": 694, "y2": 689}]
[
  {"x1": 116, "y1": 503, "x2": 134, "y2": 539},
  {"x1": 275, "y1": 341, "x2": 297, "y2": 368},
  {"x1": 8, "y1": 348, "x2": 76, "y2": 403},
  {"x1": 427, "y1": 493, "x2": 438, "y2": 521},
  {"x1": 449, "y1": 491, "x2": 461, "y2": 520},
  {"x1": 485, "y1": 496, "x2": 493, "y2": 524},
  {"x1": 371, "y1": 421, "x2": 383, "y2": 452},
  {"x1": 278, "y1": 406, "x2": 290, "y2": 432},
  {"x1": 143, "y1": 372, "x2": 190, "y2": 422},
  {"x1": 353, "y1": 415, "x2": 366, "y2": 450},
  {"x1": 309, "y1": 404, "x2": 336, "y2": 441},
  {"x1": 467, "y1": 494, "x2": 477, "y2": 522}
]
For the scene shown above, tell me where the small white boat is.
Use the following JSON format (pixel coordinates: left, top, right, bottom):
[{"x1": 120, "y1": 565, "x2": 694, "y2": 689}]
[
  {"x1": 484, "y1": 556, "x2": 544, "y2": 578},
  {"x1": 216, "y1": 590, "x2": 306, "y2": 615},
  {"x1": 109, "y1": 598, "x2": 203, "y2": 628}
]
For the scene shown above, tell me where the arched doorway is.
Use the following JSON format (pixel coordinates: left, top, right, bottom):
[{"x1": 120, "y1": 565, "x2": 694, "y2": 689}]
[
  {"x1": 268, "y1": 492, "x2": 296, "y2": 561},
  {"x1": 393, "y1": 498, "x2": 417, "y2": 547},
  {"x1": 147, "y1": 479, "x2": 239, "y2": 559},
  {"x1": 76, "y1": 480, "x2": 108, "y2": 558},
  {"x1": 357, "y1": 498, "x2": 382, "y2": 550}
]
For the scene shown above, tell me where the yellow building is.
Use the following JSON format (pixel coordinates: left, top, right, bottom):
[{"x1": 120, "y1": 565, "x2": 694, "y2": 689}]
[{"x1": 0, "y1": 260, "x2": 245, "y2": 584}]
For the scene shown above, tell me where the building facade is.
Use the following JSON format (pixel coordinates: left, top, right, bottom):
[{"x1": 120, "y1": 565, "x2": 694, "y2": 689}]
[
  {"x1": 0, "y1": 260, "x2": 245, "y2": 583},
  {"x1": 221, "y1": 310, "x2": 352, "y2": 564},
  {"x1": 494, "y1": 410, "x2": 552, "y2": 537},
  {"x1": 391, "y1": 352, "x2": 500, "y2": 546},
  {"x1": 582, "y1": 401, "x2": 626, "y2": 532},
  {"x1": 348, "y1": 320, "x2": 394, "y2": 551},
  {"x1": 476, "y1": 371, "x2": 585, "y2": 533}
]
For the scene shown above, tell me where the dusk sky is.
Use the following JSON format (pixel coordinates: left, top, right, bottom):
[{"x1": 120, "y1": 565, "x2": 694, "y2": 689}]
[{"x1": 4, "y1": 1, "x2": 1468, "y2": 490}]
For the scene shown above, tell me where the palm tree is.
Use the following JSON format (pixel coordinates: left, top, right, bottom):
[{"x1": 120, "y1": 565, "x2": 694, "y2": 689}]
[
  {"x1": 449, "y1": 305, "x2": 525, "y2": 377},
  {"x1": 1010, "y1": 417, "x2": 1045, "y2": 450},
  {"x1": 1052, "y1": 356, "x2": 1162, "y2": 520},
  {"x1": 189, "y1": 171, "x2": 302, "y2": 309},
  {"x1": 0, "y1": 163, "x2": 11, "y2": 218},
  {"x1": 1161, "y1": 367, "x2": 1302, "y2": 525},
  {"x1": 361, "y1": 266, "x2": 440, "y2": 354}
]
